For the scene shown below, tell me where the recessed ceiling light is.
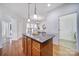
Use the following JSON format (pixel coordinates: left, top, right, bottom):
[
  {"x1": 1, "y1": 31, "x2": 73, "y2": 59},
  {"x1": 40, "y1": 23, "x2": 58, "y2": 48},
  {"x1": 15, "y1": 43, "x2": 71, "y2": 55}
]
[{"x1": 48, "y1": 4, "x2": 51, "y2": 7}]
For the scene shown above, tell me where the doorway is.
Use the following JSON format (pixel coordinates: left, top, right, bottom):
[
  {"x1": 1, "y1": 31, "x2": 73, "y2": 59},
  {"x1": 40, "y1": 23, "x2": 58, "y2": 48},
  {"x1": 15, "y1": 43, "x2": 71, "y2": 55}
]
[
  {"x1": 59, "y1": 13, "x2": 77, "y2": 51},
  {"x1": 2, "y1": 21, "x2": 12, "y2": 44}
]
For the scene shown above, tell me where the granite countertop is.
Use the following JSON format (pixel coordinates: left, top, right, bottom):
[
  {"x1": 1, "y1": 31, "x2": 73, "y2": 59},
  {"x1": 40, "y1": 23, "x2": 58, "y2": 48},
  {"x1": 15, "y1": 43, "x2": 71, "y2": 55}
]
[{"x1": 23, "y1": 33, "x2": 55, "y2": 43}]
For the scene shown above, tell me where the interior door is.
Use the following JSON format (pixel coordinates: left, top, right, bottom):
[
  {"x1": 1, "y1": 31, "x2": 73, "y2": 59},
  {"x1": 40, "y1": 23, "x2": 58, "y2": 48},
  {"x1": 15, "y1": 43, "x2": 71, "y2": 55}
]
[
  {"x1": 2, "y1": 21, "x2": 10, "y2": 43},
  {"x1": 59, "y1": 13, "x2": 77, "y2": 50}
]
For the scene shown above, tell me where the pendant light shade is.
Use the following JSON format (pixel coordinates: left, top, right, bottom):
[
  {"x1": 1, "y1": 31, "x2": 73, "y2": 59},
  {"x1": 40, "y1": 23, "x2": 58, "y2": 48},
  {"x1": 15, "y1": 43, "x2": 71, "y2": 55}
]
[
  {"x1": 34, "y1": 3, "x2": 37, "y2": 20},
  {"x1": 27, "y1": 18, "x2": 30, "y2": 22},
  {"x1": 34, "y1": 14, "x2": 37, "y2": 19},
  {"x1": 27, "y1": 3, "x2": 30, "y2": 22}
]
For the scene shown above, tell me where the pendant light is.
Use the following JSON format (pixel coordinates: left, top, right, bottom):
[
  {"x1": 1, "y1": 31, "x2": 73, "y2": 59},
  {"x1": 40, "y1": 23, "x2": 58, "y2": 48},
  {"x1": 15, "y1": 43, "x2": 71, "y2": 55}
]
[
  {"x1": 27, "y1": 3, "x2": 30, "y2": 22},
  {"x1": 34, "y1": 3, "x2": 37, "y2": 20}
]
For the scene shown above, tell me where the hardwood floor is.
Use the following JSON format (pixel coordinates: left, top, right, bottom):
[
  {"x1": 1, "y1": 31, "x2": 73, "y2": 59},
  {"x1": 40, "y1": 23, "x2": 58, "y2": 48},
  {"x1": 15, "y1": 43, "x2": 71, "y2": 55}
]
[
  {"x1": 1, "y1": 39, "x2": 25, "y2": 56},
  {"x1": 0, "y1": 38, "x2": 79, "y2": 56},
  {"x1": 53, "y1": 44, "x2": 79, "y2": 56}
]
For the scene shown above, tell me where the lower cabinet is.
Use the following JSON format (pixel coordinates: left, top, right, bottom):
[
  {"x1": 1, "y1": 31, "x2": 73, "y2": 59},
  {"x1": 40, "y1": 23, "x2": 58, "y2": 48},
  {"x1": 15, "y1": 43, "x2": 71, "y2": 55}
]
[
  {"x1": 22, "y1": 35, "x2": 53, "y2": 56},
  {"x1": 40, "y1": 39, "x2": 53, "y2": 56},
  {"x1": 0, "y1": 48, "x2": 2, "y2": 56},
  {"x1": 22, "y1": 35, "x2": 28, "y2": 55},
  {"x1": 31, "y1": 40, "x2": 40, "y2": 56},
  {"x1": 27, "y1": 37, "x2": 32, "y2": 56},
  {"x1": 31, "y1": 39, "x2": 53, "y2": 56}
]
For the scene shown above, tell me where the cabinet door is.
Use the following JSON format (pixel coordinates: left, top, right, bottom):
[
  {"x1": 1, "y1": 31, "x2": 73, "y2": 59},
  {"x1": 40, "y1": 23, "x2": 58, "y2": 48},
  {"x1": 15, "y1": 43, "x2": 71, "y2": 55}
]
[
  {"x1": 41, "y1": 39, "x2": 53, "y2": 56},
  {"x1": 31, "y1": 40, "x2": 40, "y2": 56},
  {"x1": 22, "y1": 35, "x2": 27, "y2": 55},
  {"x1": 22, "y1": 36, "x2": 25, "y2": 53},
  {"x1": 27, "y1": 37, "x2": 32, "y2": 56},
  {"x1": 24, "y1": 37, "x2": 28, "y2": 55},
  {"x1": 0, "y1": 48, "x2": 2, "y2": 55}
]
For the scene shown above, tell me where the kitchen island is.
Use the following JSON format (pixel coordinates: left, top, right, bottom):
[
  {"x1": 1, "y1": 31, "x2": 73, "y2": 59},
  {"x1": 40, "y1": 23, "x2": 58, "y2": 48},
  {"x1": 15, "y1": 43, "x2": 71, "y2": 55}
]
[{"x1": 22, "y1": 33, "x2": 55, "y2": 56}]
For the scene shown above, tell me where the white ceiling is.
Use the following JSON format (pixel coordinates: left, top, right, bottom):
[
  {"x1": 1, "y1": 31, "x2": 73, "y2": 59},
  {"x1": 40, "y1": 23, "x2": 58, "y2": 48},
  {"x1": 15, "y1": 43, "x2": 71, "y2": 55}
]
[{"x1": 0, "y1": 3, "x2": 64, "y2": 20}]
